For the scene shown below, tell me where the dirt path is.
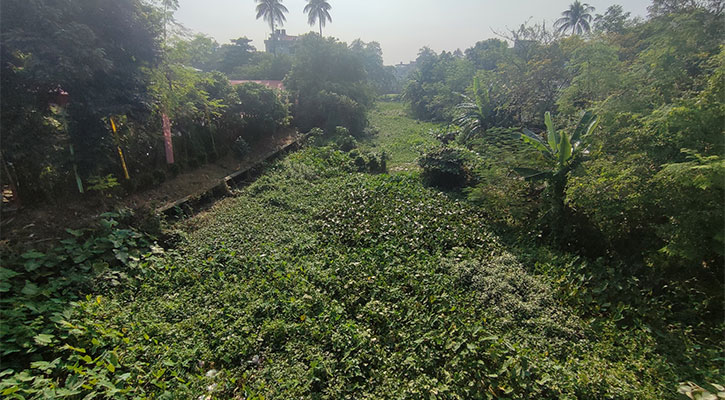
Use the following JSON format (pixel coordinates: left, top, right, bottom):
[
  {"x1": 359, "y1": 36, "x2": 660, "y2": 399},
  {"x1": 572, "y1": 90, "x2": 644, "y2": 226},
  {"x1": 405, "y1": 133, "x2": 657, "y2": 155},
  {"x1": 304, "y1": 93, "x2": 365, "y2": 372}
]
[{"x1": 1, "y1": 129, "x2": 298, "y2": 248}]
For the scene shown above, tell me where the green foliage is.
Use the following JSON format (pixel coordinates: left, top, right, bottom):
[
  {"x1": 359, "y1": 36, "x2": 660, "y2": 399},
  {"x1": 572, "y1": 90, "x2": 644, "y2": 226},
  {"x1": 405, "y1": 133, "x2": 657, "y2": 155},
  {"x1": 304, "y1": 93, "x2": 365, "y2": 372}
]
[
  {"x1": 285, "y1": 34, "x2": 377, "y2": 135},
  {"x1": 554, "y1": 1, "x2": 595, "y2": 35},
  {"x1": 653, "y1": 150, "x2": 724, "y2": 264},
  {"x1": 0, "y1": 0, "x2": 160, "y2": 203},
  {"x1": 255, "y1": 0, "x2": 289, "y2": 32},
  {"x1": 234, "y1": 137, "x2": 251, "y2": 159},
  {"x1": 419, "y1": 147, "x2": 471, "y2": 189},
  {"x1": 0, "y1": 213, "x2": 157, "y2": 386},
  {"x1": 403, "y1": 48, "x2": 475, "y2": 121},
  {"x1": 232, "y1": 82, "x2": 290, "y2": 140},
  {"x1": 86, "y1": 175, "x2": 120, "y2": 194}
]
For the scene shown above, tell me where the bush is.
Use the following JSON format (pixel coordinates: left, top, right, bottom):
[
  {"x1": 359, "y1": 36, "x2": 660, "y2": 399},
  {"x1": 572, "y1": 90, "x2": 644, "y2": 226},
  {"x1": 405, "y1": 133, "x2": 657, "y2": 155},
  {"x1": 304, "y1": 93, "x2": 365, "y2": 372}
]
[
  {"x1": 232, "y1": 83, "x2": 290, "y2": 140},
  {"x1": 234, "y1": 137, "x2": 251, "y2": 159},
  {"x1": 419, "y1": 147, "x2": 470, "y2": 189},
  {"x1": 332, "y1": 126, "x2": 358, "y2": 152},
  {"x1": 349, "y1": 149, "x2": 387, "y2": 174}
]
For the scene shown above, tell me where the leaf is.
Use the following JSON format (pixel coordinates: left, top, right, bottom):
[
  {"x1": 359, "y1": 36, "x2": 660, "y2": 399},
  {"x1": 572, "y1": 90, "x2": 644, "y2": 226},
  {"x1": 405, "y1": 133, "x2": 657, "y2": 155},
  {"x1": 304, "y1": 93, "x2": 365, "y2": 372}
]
[
  {"x1": 514, "y1": 168, "x2": 551, "y2": 181},
  {"x1": 21, "y1": 250, "x2": 45, "y2": 259},
  {"x1": 0, "y1": 267, "x2": 20, "y2": 280},
  {"x1": 21, "y1": 282, "x2": 39, "y2": 296},
  {"x1": 520, "y1": 131, "x2": 549, "y2": 155},
  {"x1": 558, "y1": 131, "x2": 572, "y2": 165},
  {"x1": 33, "y1": 333, "x2": 54, "y2": 346},
  {"x1": 544, "y1": 112, "x2": 559, "y2": 153},
  {"x1": 117, "y1": 373, "x2": 131, "y2": 381},
  {"x1": 571, "y1": 111, "x2": 596, "y2": 143}
]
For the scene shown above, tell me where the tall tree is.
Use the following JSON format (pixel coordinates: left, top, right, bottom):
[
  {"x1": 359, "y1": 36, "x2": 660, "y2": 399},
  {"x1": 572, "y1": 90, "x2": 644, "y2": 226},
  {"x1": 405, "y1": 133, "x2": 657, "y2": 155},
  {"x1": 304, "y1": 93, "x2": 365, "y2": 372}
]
[
  {"x1": 555, "y1": 1, "x2": 595, "y2": 35},
  {"x1": 255, "y1": 0, "x2": 288, "y2": 32},
  {"x1": 304, "y1": 0, "x2": 332, "y2": 36}
]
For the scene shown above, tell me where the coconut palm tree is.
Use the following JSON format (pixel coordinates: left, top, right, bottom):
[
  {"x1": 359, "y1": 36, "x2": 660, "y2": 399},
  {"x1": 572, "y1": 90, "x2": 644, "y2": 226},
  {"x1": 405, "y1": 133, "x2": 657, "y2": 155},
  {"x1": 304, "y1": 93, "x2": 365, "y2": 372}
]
[
  {"x1": 555, "y1": 1, "x2": 595, "y2": 35},
  {"x1": 255, "y1": 0, "x2": 289, "y2": 33},
  {"x1": 304, "y1": 0, "x2": 332, "y2": 36}
]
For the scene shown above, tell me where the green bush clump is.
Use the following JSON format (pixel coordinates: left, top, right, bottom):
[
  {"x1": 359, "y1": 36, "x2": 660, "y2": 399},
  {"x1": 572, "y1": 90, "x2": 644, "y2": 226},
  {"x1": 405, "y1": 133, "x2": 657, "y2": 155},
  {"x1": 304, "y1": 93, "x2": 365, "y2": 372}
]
[
  {"x1": 418, "y1": 147, "x2": 470, "y2": 189},
  {"x1": 332, "y1": 126, "x2": 357, "y2": 152},
  {"x1": 348, "y1": 149, "x2": 387, "y2": 174}
]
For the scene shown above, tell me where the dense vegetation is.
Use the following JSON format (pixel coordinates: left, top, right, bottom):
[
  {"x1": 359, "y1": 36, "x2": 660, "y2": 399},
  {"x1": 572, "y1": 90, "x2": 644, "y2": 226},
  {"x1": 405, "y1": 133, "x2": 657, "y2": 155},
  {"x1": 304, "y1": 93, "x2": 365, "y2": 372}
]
[
  {"x1": 1, "y1": 0, "x2": 723, "y2": 398},
  {"x1": 405, "y1": 0, "x2": 724, "y2": 324},
  {"x1": 0, "y1": 0, "x2": 392, "y2": 206},
  {"x1": 3, "y1": 137, "x2": 720, "y2": 398}
]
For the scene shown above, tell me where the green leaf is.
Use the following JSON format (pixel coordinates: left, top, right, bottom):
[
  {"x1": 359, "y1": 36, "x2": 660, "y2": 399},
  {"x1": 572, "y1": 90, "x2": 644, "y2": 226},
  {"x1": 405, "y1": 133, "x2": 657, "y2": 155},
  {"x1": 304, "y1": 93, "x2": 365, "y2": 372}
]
[
  {"x1": 33, "y1": 333, "x2": 54, "y2": 346},
  {"x1": 520, "y1": 130, "x2": 550, "y2": 155},
  {"x1": 514, "y1": 168, "x2": 551, "y2": 181},
  {"x1": 21, "y1": 282, "x2": 39, "y2": 296},
  {"x1": 0, "y1": 267, "x2": 20, "y2": 280},
  {"x1": 21, "y1": 250, "x2": 45, "y2": 259},
  {"x1": 544, "y1": 112, "x2": 559, "y2": 153},
  {"x1": 558, "y1": 131, "x2": 572, "y2": 165},
  {"x1": 571, "y1": 111, "x2": 596, "y2": 143}
]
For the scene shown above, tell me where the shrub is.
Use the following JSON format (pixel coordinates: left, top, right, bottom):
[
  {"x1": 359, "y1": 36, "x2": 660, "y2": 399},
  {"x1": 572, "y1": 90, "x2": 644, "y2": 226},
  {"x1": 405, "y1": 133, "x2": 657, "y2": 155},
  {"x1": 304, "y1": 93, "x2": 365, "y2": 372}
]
[
  {"x1": 332, "y1": 126, "x2": 357, "y2": 152},
  {"x1": 348, "y1": 149, "x2": 387, "y2": 174},
  {"x1": 419, "y1": 147, "x2": 470, "y2": 189},
  {"x1": 234, "y1": 137, "x2": 251, "y2": 159}
]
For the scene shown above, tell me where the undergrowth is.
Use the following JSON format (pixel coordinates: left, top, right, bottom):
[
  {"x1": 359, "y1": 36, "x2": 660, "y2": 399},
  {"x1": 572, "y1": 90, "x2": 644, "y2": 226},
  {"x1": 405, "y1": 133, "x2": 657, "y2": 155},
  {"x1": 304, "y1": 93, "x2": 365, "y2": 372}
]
[{"x1": 1, "y1": 145, "x2": 722, "y2": 399}]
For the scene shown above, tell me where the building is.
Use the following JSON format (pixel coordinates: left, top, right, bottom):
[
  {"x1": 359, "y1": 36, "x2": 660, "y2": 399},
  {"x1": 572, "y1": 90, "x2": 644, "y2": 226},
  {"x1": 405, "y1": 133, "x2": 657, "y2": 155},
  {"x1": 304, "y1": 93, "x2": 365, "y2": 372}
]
[
  {"x1": 264, "y1": 29, "x2": 298, "y2": 55},
  {"x1": 229, "y1": 80, "x2": 286, "y2": 91}
]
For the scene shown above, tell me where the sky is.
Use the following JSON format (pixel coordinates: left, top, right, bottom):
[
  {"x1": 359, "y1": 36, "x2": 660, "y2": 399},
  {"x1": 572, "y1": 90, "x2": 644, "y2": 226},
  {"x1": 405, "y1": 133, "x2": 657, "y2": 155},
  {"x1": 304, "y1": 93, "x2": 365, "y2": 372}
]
[{"x1": 174, "y1": 0, "x2": 652, "y2": 65}]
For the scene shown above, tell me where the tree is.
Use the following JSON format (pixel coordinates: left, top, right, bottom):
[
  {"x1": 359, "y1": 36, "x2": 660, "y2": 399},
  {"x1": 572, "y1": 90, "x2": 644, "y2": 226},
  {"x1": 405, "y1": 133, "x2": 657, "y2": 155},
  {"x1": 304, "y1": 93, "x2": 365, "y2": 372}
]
[
  {"x1": 255, "y1": 0, "x2": 288, "y2": 32},
  {"x1": 0, "y1": 0, "x2": 161, "y2": 201},
  {"x1": 594, "y1": 5, "x2": 633, "y2": 33},
  {"x1": 304, "y1": 0, "x2": 332, "y2": 36},
  {"x1": 516, "y1": 111, "x2": 599, "y2": 242},
  {"x1": 648, "y1": 0, "x2": 723, "y2": 16},
  {"x1": 217, "y1": 37, "x2": 256, "y2": 74},
  {"x1": 555, "y1": 1, "x2": 595, "y2": 35},
  {"x1": 284, "y1": 34, "x2": 373, "y2": 134}
]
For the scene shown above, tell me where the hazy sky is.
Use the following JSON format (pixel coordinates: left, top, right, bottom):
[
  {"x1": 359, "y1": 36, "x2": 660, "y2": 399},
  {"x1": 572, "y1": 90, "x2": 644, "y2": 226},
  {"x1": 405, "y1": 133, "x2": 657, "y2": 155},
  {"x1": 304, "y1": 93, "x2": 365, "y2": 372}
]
[{"x1": 175, "y1": 0, "x2": 652, "y2": 65}]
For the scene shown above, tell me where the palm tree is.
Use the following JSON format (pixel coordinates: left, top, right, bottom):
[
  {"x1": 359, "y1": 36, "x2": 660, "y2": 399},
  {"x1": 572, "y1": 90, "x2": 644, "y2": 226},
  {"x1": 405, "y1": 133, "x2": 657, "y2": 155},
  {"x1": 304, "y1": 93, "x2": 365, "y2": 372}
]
[
  {"x1": 255, "y1": 0, "x2": 288, "y2": 33},
  {"x1": 555, "y1": 1, "x2": 595, "y2": 35},
  {"x1": 304, "y1": 0, "x2": 332, "y2": 36}
]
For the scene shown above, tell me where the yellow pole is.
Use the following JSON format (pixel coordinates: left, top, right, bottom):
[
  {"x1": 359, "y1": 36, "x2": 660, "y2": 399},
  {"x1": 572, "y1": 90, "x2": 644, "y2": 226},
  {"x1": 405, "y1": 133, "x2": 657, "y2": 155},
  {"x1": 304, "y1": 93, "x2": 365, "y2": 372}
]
[{"x1": 110, "y1": 117, "x2": 130, "y2": 180}]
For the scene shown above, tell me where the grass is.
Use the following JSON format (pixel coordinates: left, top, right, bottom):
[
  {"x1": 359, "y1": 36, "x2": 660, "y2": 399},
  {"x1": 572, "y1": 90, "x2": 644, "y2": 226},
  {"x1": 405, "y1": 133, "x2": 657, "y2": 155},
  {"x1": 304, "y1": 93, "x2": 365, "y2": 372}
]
[{"x1": 362, "y1": 101, "x2": 440, "y2": 172}]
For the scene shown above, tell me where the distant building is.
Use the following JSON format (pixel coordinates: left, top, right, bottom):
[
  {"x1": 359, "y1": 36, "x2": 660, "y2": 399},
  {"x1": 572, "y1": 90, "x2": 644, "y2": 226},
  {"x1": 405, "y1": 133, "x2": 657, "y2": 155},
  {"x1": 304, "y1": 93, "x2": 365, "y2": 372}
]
[
  {"x1": 264, "y1": 29, "x2": 298, "y2": 55},
  {"x1": 394, "y1": 61, "x2": 417, "y2": 82},
  {"x1": 229, "y1": 80, "x2": 286, "y2": 92}
]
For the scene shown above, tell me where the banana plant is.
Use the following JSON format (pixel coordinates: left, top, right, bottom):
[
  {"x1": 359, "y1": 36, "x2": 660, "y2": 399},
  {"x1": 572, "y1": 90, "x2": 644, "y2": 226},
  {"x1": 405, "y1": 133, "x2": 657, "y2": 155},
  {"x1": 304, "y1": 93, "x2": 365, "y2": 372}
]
[
  {"x1": 515, "y1": 111, "x2": 598, "y2": 180},
  {"x1": 515, "y1": 111, "x2": 599, "y2": 242},
  {"x1": 454, "y1": 76, "x2": 495, "y2": 142}
]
